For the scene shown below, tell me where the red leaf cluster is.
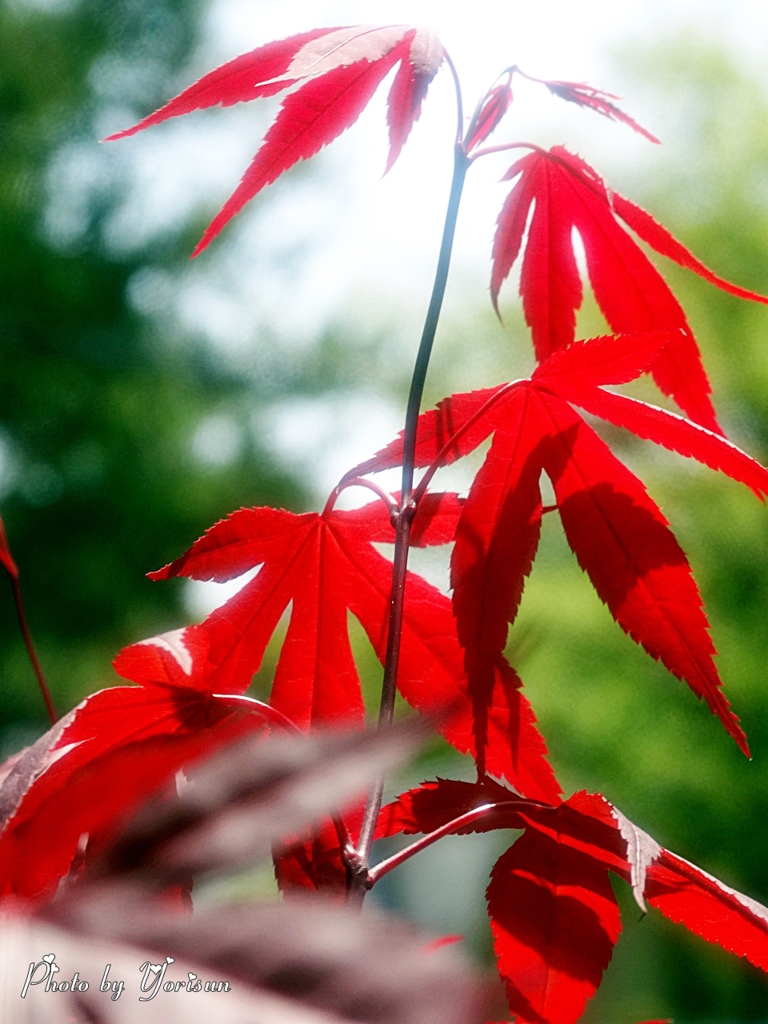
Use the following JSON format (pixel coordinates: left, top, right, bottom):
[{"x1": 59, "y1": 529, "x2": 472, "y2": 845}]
[{"x1": 350, "y1": 330, "x2": 768, "y2": 756}]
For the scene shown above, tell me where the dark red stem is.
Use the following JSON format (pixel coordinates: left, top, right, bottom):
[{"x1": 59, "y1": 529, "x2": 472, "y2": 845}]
[
  {"x1": 211, "y1": 693, "x2": 301, "y2": 733},
  {"x1": 0, "y1": 518, "x2": 56, "y2": 724},
  {"x1": 468, "y1": 140, "x2": 537, "y2": 163},
  {"x1": 366, "y1": 798, "x2": 530, "y2": 888},
  {"x1": 366, "y1": 803, "x2": 498, "y2": 887},
  {"x1": 8, "y1": 574, "x2": 57, "y2": 725},
  {"x1": 323, "y1": 477, "x2": 397, "y2": 516}
]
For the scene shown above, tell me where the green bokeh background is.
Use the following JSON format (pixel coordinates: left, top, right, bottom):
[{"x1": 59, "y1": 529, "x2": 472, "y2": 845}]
[{"x1": 2, "y1": 1, "x2": 768, "y2": 1020}]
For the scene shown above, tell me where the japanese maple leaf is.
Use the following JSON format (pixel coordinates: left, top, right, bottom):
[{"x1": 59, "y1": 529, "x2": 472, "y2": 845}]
[
  {"x1": 491, "y1": 146, "x2": 768, "y2": 431},
  {"x1": 379, "y1": 782, "x2": 622, "y2": 1024},
  {"x1": 0, "y1": 623, "x2": 283, "y2": 902},
  {"x1": 106, "y1": 25, "x2": 444, "y2": 255},
  {"x1": 150, "y1": 494, "x2": 560, "y2": 804},
  {"x1": 349, "y1": 331, "x2": 768, "y2": 756},
  {"x1": 465, "y1": 77, "x2": 513, "y2": 154},
  {"x1": 537, "y1": 77, "x2": 660, "y2": 143},
  {"x1": 382, "y1": 778, "x2": 768, "y2": 1024}
]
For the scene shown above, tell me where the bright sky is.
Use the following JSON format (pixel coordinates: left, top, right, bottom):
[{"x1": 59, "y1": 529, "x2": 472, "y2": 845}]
[{"x1": 210, "y1": 0, "x2": 768, "y2": 86}]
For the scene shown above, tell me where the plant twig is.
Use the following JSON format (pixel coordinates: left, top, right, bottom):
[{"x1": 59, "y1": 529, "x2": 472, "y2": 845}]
[
  {"x1": 410, "y1": 378, "x2": 527, "y2": 505},
  {"x1": 323, "y1": 477, "x2": 398, "y2": 516},
  {"x1": 211, "y1": 693, "x2": 301, "y2": 733},
  {"x1": 366, "y1": 797, "x2": 531, "y2": 888},
  {"x1": 0, "y1": 518, "x2": 56, "y2": 725},
  {"x1": 349, "y1": 143, "x2": 470, "y2": 902},
  {"x1": 468, "y1": 140, "x2": 535, "y2": 163},
  {"x1": 367, "y1": 803, "x2": 498, "y2": 887}
]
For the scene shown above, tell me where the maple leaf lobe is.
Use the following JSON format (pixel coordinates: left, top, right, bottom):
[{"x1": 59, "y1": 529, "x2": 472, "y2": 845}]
[{"x1": 107, "y1": 24, "x2": 444, "y2": 255}]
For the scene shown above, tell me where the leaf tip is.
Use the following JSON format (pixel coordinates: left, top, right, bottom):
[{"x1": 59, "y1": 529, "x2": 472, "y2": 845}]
[
  {"x1": 190, "y1": 234, "x2": 213, "y2": 259},
  {"x1": 102, "y1": 125, "x2": 138, "y2": 143},
  {"x1": 146, "y1": 565, "x2": 172, "y2": 581}
]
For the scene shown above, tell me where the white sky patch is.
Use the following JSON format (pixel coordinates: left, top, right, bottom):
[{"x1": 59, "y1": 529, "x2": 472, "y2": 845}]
[
  {"x1": 101, "y1": 108, "x2": 265, "y2": 254},
  {"x1": 404, "y1": 545, "x2": 452, "y2": 596},
  {"x1": 185, "y1": 566, "x2": 260, "y2": 619},
  {"x1": 192, "y1": 414, "x2": 243, "y2": 467},
  {"x1": 255, "y1": 393, "x2": 402, "y2": 502},
  {"x1": 203, "y1": 0, "x2": 768, "y2": 134}
]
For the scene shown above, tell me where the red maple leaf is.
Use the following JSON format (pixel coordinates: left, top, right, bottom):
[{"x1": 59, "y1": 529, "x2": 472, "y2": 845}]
[
  {"x1": 106, "y1": 25, "x2": 444, "y2": 254},
  {"x1": 488, "y1": 810, "x2": 621, "y2": 1024},
  {"x1": 465, "y1": 77, "x2": 513, "y2": 154},
  {"x1": 381, "y1": 778, "x2": 768, "y2": 1024},
  {"x1": 349, "y1": 331, "x2": 768, "y2": 755},
  {"x1": 540, "y1": 78, "x2": 660, "y2": 143},
  {"x1": 0, "y1": 624, "x2": 283, "y2": 902},
  {"x1": 491, "y1": 146, "x2": 768, "y2": 431},
  {"x1": 150, "y1": 494, "x2": 560, "y2": 804},
  {"x1": 378, "y1": 782, "x2": 622, "y2": 1024}
]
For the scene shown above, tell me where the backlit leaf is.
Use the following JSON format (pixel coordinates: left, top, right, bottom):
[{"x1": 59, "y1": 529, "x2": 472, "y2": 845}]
[
  {"x1": 492, "y1": 147, "x2": 768, "y2": 430},
  {"x1": 107, "y1": 25, "x2": 444, "y2": 255},
  {"x1": 536, "y1": 390, "x2": 749, "y2": 755}
]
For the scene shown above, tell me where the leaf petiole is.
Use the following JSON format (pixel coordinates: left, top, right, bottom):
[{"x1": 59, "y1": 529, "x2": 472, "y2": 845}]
[
  {"x1": 323, "y1": 477, "x2": 398, "y2": 516},
  {"x1": 366, "y1": 799, "x2": 526, "y2": 888},
  {"x1": 410, "y1": 378, "x2": 527, "y2": 504}
]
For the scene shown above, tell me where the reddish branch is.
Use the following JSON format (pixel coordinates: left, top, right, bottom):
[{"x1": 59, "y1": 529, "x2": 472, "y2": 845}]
[{"x1": 0, "y1": 518, "x2": 56, "y2": 724}]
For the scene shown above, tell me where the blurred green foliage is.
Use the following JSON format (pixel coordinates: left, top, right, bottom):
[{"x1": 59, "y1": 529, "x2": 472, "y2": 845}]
[{"x1": 0, "y1": 0, "x2": 307, "y2": 731}]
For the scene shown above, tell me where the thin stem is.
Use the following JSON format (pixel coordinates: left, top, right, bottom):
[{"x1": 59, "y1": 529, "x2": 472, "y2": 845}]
[
  {"x1": 350, "y1": 511, "x2": 411, "y2": 891},
  {"x1": 368, "y1": 804, "x2": 497, "y2": 887},
  {"x1": 211, "y1": 693, "x2": 300, "y2": 733},
  {"x1": 323, "y1": 477, "x2": 397, "y2": 517},
  {"x1": 0, "y1": 520, "x2": 56, "y2": 725},
  {"x1": 349, "y1": 141, "x2": 471, "y2": 904},
  {"x1": 411, "y1": 378, "x2": 527, "y2": 505},
  {"x1": 443, "y1": 51, "x2": 465, "y2": 145},
  {"x1": 400, "y1": 149, "x2": 470, "y2": 501},
  {"x1": 468, "y1": 140, "x2": 537, "y2": 163},
  {"x1": 367, "y1": 799, "x2": 526, "y2": 888},
  {"x1": 9, "y1": 576, "x2": 57, "y2": 725}
]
